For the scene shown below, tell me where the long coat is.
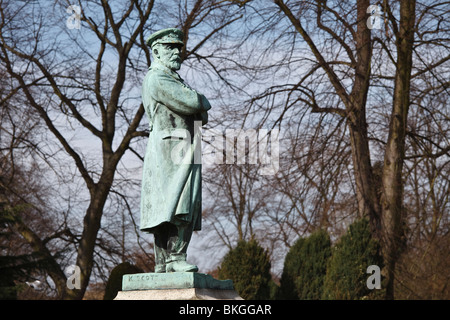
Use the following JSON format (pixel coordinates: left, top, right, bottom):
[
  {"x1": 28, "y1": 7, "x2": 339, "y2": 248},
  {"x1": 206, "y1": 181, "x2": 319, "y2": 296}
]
[{"x1": 140, "y1": 60, "x2": 211, "y2": 233}]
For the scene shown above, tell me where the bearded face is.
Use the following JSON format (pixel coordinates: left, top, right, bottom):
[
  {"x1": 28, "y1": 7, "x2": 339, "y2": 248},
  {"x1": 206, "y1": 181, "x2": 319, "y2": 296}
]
[{"x1": 153, "y1": 43, "x2": 183, "y2": 71}]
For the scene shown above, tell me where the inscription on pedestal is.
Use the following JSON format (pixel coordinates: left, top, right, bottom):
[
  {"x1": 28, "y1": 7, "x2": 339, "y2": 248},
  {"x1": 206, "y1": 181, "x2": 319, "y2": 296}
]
[
  {"x1": 122, "y1": 272, "x2": 234, "y2": 291},
  {"x1": 127, "y1": 274, "x2": 158, "y2": 282}
]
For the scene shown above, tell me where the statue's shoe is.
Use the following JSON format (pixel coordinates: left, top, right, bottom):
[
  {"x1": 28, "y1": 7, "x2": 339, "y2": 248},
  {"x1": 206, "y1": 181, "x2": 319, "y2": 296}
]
[
  {"x1": 155, "y1": 264, "x2": 166, "y2": 273},
  {"x1": 166, "y1": 260, "x2": 198, "y2": 272}
]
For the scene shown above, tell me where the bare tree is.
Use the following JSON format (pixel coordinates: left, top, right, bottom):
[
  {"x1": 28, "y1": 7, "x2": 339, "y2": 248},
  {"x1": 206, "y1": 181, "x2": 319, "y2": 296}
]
[
  {"x1": 218, "y1": 0, "x2": 449, "y2": 298},
  {"x1": 2, "y1": 0, "x2": 447, "y2": 299},
  {"x1": 0, "y1": 0, "x2": 243, "y2": 299}
]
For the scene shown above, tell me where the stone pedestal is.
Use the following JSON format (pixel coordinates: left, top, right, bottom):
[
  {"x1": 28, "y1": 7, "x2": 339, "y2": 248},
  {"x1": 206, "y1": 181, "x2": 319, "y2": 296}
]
[{"x1": 114, "y1": 272, "x2": 243, "y2": 300}]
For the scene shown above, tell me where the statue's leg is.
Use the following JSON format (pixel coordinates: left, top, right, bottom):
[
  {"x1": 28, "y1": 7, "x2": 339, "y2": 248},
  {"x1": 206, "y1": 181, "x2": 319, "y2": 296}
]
[
  {"x1": 153, "y1": 223, "x2": 176, "y2": 273},
  {"x1": 165, "y1": 220, "x2": 198, "y2": 272}
]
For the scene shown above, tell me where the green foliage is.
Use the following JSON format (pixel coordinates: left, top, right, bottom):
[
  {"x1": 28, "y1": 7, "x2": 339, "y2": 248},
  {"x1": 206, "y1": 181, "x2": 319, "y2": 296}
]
[
  {"x1": 279, "y1": 229, "x2": 331, "y2": 299},
  {"x1": 103, "y1": 262, "x2": 143, "y2": 300},
  {"x1": 322, "y1": 218, "x2": 384, "y2": 300},
  {"x1": 0, "y1": 256, "x2": 18, "y2": 300},
  {"x1": 278, "y1": 238, "x2": 305, "y2": 299},
  {"x1": 0, "y1": 205, "x2": 48, "y2": 300},
  {"x1": 218, "y1": 239, "x2": 272, "y2": 300},
  {"x1": 268, "y1": 279, "x2": 280, "y2": 300},
  {"x1": 0, "y1": 207, "x2": 18, "y2": 300}
]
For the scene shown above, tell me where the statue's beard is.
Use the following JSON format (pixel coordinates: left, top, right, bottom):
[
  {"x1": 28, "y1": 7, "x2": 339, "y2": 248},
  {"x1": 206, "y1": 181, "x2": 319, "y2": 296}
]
[{"x1": 161, "y1": 58, "x2": 181, "y2": 71}]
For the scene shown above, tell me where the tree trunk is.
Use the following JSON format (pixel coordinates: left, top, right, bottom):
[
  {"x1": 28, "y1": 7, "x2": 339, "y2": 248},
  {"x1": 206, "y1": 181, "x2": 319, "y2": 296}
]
[
  {"x1": 348, "y1": 0, "x2": 382, "y2": 236},
  {"x1": 63, "y1": 169, "x2": 115, "y2": 300},
  {"x1": 274, "y1": 0, "x2": 382, "y2": 233},
  {"x1": 348, "y1": 118, "x2": 381, "y2": 235},
  {"x1": 381, "y1": 0, "x2": 416, "y2": 300}
]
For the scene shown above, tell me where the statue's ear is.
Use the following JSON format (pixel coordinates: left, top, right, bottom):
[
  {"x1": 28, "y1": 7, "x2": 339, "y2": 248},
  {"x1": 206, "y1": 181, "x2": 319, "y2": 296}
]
[{"x1": 153, "y1": 48, "x2": 159, "y2": 59}]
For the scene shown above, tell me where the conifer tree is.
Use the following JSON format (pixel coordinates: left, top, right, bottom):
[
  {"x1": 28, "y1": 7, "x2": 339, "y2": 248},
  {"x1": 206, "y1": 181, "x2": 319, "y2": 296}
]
[
  {"x1": 323, "y1": 218, "x2": 384, "y2": 299},
  {"x1": 0, "y1": 204, "x2": 52, "y2": 299},
  {"x1": 218, "y1": 239, "x2": 272, "y2": 300},
  {"x1": 278, "y1": 237, "x2": 305, "y2": 299},
  {"x1": 279, "y1": 230, "x2": 331, "y2": 299}
]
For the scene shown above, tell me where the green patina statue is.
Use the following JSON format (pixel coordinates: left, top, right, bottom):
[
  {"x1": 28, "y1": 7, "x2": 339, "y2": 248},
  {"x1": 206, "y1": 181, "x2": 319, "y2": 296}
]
[{"x1": 140, "y1": 28, "x2": 211, "y2": 273}]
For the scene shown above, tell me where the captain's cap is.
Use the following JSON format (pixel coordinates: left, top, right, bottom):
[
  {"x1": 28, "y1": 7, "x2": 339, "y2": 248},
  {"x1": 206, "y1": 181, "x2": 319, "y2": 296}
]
[{"x1": 146, "y1": 28, "x2": 184, "y2": 48}]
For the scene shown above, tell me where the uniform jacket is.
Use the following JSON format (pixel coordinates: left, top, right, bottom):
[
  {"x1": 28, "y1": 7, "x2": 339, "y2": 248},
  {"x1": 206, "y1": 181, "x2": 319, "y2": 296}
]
[{"x1": 140, "y1": 60, "x2": 211, "y2": 233}]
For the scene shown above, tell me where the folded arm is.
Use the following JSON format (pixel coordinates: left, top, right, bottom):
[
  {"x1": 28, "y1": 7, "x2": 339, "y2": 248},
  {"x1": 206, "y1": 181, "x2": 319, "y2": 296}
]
[{"x1": 149, "y1": 72, "x2": 211, "y2": 116}]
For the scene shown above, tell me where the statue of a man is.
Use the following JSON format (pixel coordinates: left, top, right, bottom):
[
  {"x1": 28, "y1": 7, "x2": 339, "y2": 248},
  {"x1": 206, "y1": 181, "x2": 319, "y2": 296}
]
[{"x1": 140, "y1": 28, "x2": 211, "y2": 273}]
